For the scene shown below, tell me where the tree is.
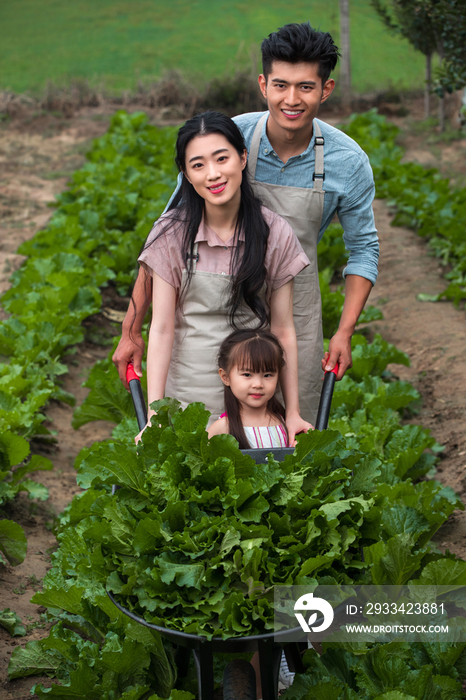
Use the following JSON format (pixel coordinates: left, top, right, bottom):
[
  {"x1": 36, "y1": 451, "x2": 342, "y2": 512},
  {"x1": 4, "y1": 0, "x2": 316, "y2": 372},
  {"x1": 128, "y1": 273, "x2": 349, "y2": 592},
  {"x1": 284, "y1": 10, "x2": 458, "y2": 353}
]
[
  {"x1": 426, "y1": 0, "x2": 466, "y2": 130},
  {"x1": 429, "y1": 0, "x2": 466, "y2": 96},
  {"x1": 371, "y1": 0, "x2": 437, "y2": 117},
  {"x1": 371, "y1": 0, "x2": 466, "y2": 129},
  {"x1": 339, "y1": 0, "x2": 352, "y2": 110}
]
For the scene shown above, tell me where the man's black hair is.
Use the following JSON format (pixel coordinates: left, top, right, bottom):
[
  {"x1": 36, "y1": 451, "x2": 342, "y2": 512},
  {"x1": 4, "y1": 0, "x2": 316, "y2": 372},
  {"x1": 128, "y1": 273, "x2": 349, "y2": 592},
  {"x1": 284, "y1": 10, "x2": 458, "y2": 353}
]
[{"x1": 261, "y1": 22, "x2": 340, "y2": 84}]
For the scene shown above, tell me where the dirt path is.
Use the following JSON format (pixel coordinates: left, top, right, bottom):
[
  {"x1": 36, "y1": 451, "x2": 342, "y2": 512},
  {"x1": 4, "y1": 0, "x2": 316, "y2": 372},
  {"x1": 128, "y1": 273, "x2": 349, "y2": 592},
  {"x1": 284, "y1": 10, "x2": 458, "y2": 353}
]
[
  {"x1": 0, "y1": 107, "x2": 465, "y2": 698},
  {"x1": 0, "y1": 112, "x2": 110, "y2": 305},
  {"x1": 370, "y1": 199, "x2": 466, "y2": 555},
  {"x1": 0, "y1": 349, "x2": 116, "y2": 699},
  {"x1": 0, "y1": 115, "x2": 116, "y2": 699}
]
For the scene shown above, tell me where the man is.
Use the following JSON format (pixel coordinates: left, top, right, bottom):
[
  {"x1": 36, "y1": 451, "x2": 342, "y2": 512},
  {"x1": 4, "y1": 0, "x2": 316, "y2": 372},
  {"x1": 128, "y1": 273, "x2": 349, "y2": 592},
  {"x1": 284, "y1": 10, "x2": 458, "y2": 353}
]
[{"x1": 113, "y1": 21, "x2": 379, "y2": 426}]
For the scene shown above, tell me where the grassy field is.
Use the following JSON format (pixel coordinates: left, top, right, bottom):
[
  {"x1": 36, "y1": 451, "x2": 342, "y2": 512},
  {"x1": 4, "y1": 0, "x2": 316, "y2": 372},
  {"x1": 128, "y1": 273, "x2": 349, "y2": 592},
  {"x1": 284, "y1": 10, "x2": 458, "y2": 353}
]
[{"x1": 1, "y1": 0, "x2": 426, "y2": 95}]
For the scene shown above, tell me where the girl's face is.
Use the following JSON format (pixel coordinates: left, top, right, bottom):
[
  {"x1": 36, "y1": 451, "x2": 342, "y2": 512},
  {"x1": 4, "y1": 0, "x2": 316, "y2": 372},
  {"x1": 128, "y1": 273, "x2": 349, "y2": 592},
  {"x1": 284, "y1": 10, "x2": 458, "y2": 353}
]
[
  {"x1": 183, "y1": 134, "x2": 247, "y2": 211},
  {"x1": 219, "y1": 363, "x2": 279, "y2": 411}
]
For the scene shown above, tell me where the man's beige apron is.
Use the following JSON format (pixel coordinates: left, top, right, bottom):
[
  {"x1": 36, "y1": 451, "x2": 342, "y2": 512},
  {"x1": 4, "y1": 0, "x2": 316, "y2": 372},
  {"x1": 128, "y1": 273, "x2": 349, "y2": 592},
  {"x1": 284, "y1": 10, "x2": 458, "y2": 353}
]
[
  {"x1": 165, "y1": 245, "x2": 262, "y2": 422},
  {"x1": 248, "y1": 114, "x2": 325, "y2": 423}
]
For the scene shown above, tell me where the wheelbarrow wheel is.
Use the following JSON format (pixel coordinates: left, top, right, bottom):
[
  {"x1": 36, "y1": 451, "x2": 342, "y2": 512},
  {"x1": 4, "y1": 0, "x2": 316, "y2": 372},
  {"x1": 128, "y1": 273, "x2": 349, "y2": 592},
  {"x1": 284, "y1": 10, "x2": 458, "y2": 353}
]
[{"x1": 223, "y1": 659, "x2": 257, "y2": 700}]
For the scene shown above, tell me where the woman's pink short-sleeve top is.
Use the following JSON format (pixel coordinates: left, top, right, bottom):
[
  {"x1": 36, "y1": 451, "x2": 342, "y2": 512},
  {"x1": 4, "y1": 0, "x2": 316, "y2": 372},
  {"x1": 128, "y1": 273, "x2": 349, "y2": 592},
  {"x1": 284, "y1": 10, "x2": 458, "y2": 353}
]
[{"x1": 138, "y1": 205, "x2": 310, "y2": 298}]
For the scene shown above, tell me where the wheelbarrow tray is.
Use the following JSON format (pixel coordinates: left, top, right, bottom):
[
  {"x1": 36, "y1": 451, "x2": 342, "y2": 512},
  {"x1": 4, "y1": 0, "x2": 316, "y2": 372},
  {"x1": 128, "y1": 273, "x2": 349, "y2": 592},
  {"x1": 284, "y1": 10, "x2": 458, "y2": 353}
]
[{"x1": 107, "y1": 588, "x2": 307, "y2": 700}]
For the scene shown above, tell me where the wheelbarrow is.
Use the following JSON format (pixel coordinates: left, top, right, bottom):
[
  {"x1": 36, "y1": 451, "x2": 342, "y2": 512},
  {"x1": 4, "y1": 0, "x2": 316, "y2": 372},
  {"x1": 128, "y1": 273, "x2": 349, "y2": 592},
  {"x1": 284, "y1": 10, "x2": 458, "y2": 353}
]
[{"x1": 107, "y1": 363, "x2": 338, "y2": 700}]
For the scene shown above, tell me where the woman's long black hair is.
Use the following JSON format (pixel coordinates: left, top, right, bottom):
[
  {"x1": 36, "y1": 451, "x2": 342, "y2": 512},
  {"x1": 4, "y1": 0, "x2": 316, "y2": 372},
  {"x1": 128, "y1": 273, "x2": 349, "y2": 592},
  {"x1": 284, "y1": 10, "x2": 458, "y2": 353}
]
[
  {"x1": 218, "y1": 329, "x2": 288, "y2": 449},
  {"x1": 139, "y1": 111, "x2": 270, "y2": 328}
]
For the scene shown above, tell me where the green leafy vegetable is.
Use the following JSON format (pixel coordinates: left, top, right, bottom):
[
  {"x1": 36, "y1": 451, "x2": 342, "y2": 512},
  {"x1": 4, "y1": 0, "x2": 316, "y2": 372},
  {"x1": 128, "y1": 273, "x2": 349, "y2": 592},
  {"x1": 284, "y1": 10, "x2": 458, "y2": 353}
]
[
  {"x1": 4, "y1": 109, "x2": 464, "y2": 699},
  {"x1": 0, "y1": 608, "x2": 26, "y2": 636},
  {"x1": 0, "y1": 519, "x2": 27, "y2": 566}
]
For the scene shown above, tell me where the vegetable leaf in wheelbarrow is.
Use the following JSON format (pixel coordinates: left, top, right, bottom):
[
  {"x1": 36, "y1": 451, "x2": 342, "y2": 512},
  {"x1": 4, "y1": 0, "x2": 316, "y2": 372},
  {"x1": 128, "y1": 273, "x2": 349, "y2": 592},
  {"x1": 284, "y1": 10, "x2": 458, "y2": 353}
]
[
  {"x1": 65, "y1": 400, "x2": 374, "y2": 639},
  {"x1": 47, "y1": 399, "x2": 459, "y2": 641}
]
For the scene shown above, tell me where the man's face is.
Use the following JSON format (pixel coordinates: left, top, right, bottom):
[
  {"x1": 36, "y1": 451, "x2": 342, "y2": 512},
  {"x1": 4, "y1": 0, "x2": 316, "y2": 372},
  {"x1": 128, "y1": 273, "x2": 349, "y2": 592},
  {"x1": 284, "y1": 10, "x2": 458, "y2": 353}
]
[{"x1": 258, "y1": 61, "x2": 334, "y2": 136}]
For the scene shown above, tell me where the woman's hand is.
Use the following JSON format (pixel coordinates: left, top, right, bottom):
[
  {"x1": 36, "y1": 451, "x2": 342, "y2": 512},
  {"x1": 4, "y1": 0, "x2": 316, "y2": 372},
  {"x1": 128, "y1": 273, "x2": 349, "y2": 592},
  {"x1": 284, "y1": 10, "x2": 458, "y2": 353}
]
[
  {"x1": 146, "y1": 273, "x2": 176, "y2": 409},
  {"x1": 134, "y1": 410, "x2": 157, "y2": 444},
  {"x1": 286, "y1": 411, "x2": 313, "y2": 447},
  {"x1": 135, "y1": 427, "x2": 146, "y2": 444}
]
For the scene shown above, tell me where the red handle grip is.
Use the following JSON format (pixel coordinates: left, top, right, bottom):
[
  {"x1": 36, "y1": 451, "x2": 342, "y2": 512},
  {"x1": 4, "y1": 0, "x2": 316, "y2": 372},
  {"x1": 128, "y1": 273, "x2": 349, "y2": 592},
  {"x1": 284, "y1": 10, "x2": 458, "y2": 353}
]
[
  {"x1": 326, "y1": 364, "x2": 339, "y2": 376},
  {"x1": 126, "y1": 363, "x2": 140, "y2": 383}
]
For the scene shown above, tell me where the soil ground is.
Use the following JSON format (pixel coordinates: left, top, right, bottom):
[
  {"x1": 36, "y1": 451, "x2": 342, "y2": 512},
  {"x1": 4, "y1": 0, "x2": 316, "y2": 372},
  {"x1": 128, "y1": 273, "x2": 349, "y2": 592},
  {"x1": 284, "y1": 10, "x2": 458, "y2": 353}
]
[{"x1": 0, "y1": 96, "x2": 465, "y2": 699}]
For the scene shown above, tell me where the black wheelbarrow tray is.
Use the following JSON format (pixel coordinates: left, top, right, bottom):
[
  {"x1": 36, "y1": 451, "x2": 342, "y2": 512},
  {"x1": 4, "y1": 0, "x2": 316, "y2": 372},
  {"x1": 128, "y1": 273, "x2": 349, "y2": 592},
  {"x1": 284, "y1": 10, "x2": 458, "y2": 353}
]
[{"x1": 107, "y1": 363, "x2": 339, "y2": 700}]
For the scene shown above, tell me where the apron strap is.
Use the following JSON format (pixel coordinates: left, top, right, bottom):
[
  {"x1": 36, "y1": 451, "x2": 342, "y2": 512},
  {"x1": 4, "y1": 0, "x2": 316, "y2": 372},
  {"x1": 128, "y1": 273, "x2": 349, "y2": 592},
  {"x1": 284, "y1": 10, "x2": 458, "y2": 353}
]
[
  {"x1": 313, "y1": 120, "x2": 325, "y2": 192},
  {"x1": 247, "y1": 114, "x2": 325, "y2": 191},
  {"x1": 247, "y1": 113, "x2": 267, "y2": 179}
]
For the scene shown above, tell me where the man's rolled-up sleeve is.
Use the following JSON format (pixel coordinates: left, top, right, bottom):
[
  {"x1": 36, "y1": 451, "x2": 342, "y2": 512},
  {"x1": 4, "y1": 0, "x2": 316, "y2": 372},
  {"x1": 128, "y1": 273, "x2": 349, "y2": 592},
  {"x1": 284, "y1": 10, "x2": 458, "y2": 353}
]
[
  {"x1": 338, "y1": 153, "x2": 379, "y2": 285},
  {"x1": 162, "y1": 171, "x2": 183, "y2": 214}
]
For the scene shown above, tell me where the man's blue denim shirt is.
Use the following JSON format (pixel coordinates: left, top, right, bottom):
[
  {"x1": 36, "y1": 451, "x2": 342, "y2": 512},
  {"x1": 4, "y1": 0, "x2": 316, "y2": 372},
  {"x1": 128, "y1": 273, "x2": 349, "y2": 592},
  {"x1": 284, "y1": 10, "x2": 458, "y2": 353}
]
[{"x1": 167, "y1": 111, "x2": 379, "y2": 284}]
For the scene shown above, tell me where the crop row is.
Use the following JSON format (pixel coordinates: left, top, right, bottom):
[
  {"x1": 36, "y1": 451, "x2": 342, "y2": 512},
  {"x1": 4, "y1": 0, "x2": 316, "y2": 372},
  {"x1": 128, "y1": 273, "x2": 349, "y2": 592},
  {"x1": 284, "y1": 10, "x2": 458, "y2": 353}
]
[
  {"x1": 4, "y1": 111, "x2": 466, "y2": 699},
  {"x1": 2, "y1": 110, "x2": 465, "y2": 699},
  {"x1": 0, "y1": 111, "x2": 179, "y2": 565},
  {"x1": 0, "y1": 108, "x2": 376, "y2": 565},
  {"x1": 342, "y1": 110, "x2": 466, "y2": 308}
]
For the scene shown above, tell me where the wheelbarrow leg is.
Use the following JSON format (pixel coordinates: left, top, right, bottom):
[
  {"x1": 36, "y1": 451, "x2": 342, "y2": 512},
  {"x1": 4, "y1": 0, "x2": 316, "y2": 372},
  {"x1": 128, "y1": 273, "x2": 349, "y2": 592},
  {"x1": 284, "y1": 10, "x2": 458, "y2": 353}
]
[
  {"x1": 192, "y1": 642, "x2": 214, "y2": 700},
  {"x1": 283, "y1": 641, "x2": 306, "y2": 674},
  {"x1": 174, "y1": 644, "x2": 191, "y2": 677},
  {"x1": 257, "y1": 639, "x2": 281, "y2": 700}
]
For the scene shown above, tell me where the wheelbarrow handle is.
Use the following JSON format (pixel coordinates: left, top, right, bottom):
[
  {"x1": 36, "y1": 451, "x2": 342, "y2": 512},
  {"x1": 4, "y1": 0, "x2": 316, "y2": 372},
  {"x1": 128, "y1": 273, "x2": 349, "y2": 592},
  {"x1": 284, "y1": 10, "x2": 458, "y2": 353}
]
[
  {"x1": 314, "y1": 365, "x2": 338, "y2": 431},
  {"x1": 125, "y1": 362, "x2": 337, "y2": 434},
  {"x1": 126, "y1": 363, "x2": 148, "y2": 431}
]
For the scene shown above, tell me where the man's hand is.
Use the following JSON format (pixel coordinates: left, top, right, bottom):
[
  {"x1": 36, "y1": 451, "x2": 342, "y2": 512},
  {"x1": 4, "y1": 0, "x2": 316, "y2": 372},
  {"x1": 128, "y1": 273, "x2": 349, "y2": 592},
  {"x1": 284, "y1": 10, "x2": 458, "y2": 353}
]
[
  {"x1": 112, "y1": 332, "x2": 145, "y2": 390},
  {"x1": 113, "y1": 268, "x2": 153, "y2": 389},
  {"x1": 322, "y1": 330, "x2": 352, "y2": 381},
  {"x1": 322, "y1": 275, "x2": 373, "y2": 381},
  {"x1": 286, "y1": 411, "x2": 313, "y2": 447}
]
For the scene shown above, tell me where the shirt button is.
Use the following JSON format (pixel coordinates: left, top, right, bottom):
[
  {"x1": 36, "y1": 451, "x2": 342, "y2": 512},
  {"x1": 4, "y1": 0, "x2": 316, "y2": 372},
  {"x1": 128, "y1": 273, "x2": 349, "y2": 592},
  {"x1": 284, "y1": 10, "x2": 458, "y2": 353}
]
[
  {"x1": 223, "y1": 246, "x2": 228, "y2": 250},
  {"x1": 221, "y1": 271, "x2": 226, "y2": 275},
  {"x1": 281, "y1": 167, "x2": 285, "y2": 172},
  {"x1": 264, "y1": 148, "x2": 269, "y2": 154}
]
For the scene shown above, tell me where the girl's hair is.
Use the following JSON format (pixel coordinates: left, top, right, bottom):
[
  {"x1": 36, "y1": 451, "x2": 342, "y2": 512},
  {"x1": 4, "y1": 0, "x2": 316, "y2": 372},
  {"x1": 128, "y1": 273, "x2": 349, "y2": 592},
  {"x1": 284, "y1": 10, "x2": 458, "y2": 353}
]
[
  {"x1": 218, "y1": 329, "x2": 288, "y2": 449},
  {"x1": 139, "y1": 111, "x2": 270, "y2": 329}
]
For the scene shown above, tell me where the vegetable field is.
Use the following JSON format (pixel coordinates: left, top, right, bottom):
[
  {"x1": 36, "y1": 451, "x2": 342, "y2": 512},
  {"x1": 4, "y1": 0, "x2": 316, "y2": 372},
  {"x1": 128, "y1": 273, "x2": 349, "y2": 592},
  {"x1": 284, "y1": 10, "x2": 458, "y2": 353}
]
[{"x1": 0, "y1": 103, "x2": 465, "y2": 699}]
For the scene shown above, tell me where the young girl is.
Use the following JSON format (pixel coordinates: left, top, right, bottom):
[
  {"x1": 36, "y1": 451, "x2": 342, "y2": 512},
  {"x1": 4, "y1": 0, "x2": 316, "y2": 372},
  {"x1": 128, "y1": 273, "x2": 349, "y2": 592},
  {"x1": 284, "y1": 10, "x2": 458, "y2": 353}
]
[
  {"x1": 137, "y1": 111, "x2": 312, "y2": 440},
  {"x1": 208, "y1": 329, "x2": 291, "y2": 448}
]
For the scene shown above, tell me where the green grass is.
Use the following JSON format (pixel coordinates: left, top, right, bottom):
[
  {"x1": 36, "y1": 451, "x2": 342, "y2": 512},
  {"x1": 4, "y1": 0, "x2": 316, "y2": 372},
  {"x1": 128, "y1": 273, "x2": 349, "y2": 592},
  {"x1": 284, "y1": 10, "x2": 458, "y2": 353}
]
[{"x1": 1, "y1": 0, "x2": 426, "y2": 94}]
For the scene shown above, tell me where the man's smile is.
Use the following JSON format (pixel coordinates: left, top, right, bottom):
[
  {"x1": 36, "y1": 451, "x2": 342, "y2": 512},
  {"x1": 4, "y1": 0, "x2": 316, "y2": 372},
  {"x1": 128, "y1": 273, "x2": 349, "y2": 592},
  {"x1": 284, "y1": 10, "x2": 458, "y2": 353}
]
[{"x1": 282, "y1": 110, "x2": 304, "y2": 116}]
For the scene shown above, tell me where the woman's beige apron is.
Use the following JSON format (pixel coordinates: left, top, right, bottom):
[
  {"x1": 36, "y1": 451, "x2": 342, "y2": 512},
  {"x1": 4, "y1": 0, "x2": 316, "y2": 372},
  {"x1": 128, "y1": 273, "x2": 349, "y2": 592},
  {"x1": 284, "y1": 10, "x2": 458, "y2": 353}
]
[
  {"x1": 248, "y1": 114, "x2": 325, "y2": 423},
  {"x1": 165, "y1": 245, "x2": 262, "y2": 423}
]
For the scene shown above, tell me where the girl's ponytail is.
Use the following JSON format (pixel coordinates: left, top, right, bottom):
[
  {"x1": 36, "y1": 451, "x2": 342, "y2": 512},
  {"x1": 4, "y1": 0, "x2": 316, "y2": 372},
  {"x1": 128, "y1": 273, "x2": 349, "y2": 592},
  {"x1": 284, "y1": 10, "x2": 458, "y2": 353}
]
[{"x1": 223, "y1": 384, "x2": 250, "y2": 450}]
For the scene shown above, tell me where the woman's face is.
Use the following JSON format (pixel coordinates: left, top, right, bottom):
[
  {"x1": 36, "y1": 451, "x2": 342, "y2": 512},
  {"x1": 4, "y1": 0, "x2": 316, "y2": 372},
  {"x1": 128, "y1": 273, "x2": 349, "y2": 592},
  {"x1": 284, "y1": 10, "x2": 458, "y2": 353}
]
[{"x1": 183, "y1": 133, "x2": 247, "y2": 210}]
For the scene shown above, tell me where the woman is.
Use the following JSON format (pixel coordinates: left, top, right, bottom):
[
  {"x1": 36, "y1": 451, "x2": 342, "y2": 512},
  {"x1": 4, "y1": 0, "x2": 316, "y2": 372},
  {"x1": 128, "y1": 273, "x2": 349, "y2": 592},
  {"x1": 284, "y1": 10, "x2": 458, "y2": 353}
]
[{"x1": 137, "y1": 111, "x2": 311, "y2": 440}]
